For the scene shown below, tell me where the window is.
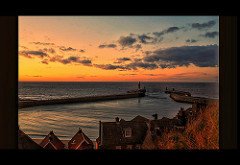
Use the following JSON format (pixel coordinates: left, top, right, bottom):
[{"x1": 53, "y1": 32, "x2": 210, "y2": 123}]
[
  {"x1": 116, "y1": 146, "x2": 121, "y2": 149},
  {"x1": 135, "y1": 144, "x2": 141, "y2": 149},
  {"x1": 124, "y1": 128, "x2": 132, "y2": 137},
  {"x1": 126, "y1": 145, "x2": 132, "y2": 149}
]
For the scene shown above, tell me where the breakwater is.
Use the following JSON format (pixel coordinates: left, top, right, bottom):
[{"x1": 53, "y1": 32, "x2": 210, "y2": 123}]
[
  {"x1": 19, "y1": 91, "x2": 146, "y2": 109},
  {"x1": 169, "y1": 93, "x2": 217, "y2": 105}
]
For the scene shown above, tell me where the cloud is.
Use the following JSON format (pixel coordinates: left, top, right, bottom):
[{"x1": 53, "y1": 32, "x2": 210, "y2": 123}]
[
  {"x1": 144, "y1": 44, "x2": 219, "y2": 68},
  {"x1": 133, "y1": 44, "x2": 142, "y2": 51},
  {"x1": 200, "y1": 31, "x2": 219, "y2": 38},
  {"x1": 127, "y1": 61, "x2": 158, "y2": 70},
  {"x1": 191, "y1": 20, "x2": 216, "y2": 30},
  {"x1": 186, "y1": 39, "x2": 198, "y2": 43},
  {"x1": 59, "y1": 46, "x2": 77, "y2": 51},
  {"x1": 19, "y1": 46, "x2": 28, "y2": 49},
  {"x1": 118, "y1": 36, "x2": 137, "y2": 47},
  {"x1": 114, "y1": 57, "x2": 131, "y2": 63},
  {"x1": 153, "y1": 26, "x2": 181, "y2": 37},
  {"x1": 98, "y1": 44, "x2": 117, "y2": 48},
  {"x1": 94, "y1": 64, "x2": 128, "y2": 70},
  {"x1": 41, "y1": 59, "x2": 49, "y2": 64},
  {"x1": 59, "y1": 56, "x2": 92, "y2": 66},
  {"x1": 80, "y1": 59, "x2": 92, "y2": 66},
  {"x1": 137, "y1": 34, "x2": 157, "y2": 44},
  {"x1": 79, "y1": 49, "x2": 85, "y2": 53},
  {"x1": 20, "y1": 50, "x2": 48, "y2": 58},
  {"x1": 31, "y1": 42, "x2": 55, "y2": 45},
  {"x1": 76, "y1": 76, "x2": 85, "y2": 79},
  {"x1": 49, "y1": 55, "x2": 63, "y2": 62},
  {"x1": 143, "y1": 74, "x2": 165, "y2": 76},
  {"x1": 119, "y1": 73, "x2": 137, "y2": 76},
  {"x1": 42, "y1": 48, "x2": 55, "y2": 54},
  {"x1": 25, "y1": 75, "x2": 42, "y2": 77}
]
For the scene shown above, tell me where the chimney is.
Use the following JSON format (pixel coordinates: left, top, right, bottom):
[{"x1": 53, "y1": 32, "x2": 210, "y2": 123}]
[
  {"x1": 152, "y1": 114, "x2": 158, "y2": 120},
  {"x1": 78, "y1": 127, "x2": 82, "y2": 133},
  {"x1": 115, "y1": 117, "x2": 119, "y2": 122}
]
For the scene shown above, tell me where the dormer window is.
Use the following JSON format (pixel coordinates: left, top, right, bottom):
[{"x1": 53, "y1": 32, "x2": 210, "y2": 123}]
[{"x1": 124, "y1": 128, "x2": 132, "y2": 137}]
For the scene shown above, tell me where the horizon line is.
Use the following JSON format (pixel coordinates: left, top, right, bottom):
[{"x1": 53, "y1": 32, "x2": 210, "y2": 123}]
[{"x1": 18, "y1": 81, "x2": 219, "y2": 83}]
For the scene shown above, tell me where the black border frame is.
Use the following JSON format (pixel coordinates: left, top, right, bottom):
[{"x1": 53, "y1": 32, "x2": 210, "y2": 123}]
[{"x1": 0, "y1": 14, "x2": 238, "y2": 160}]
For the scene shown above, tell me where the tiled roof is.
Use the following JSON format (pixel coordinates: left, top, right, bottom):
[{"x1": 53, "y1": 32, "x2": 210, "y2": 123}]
[
  {"x1": 68, "y1": 128, "x2": 93, "y2": 150},
  {"x1": 101, "y1": 119, "x2": 148, "y2": 147},
  {"x1": 18, "y1": 129, "x2": 42, "y2": 149},
  {"x1": 131, "y1": 115, "x2": 149, "y2": 122},
  {"x1": 40, "y1": 131, "x2": 65, "y2": 150}
]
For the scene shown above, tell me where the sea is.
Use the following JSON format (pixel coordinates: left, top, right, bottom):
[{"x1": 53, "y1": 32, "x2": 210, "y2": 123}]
[{"x1": 18, "y1": 82, "x2": 219, "y2": 140}]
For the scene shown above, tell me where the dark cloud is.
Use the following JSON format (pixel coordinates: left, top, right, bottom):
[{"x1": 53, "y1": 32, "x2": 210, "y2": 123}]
[
  {"x1": 144, "y1": 45, "x2": 219, "y2": 68},
  {"x1": 133, "y1": 44, "x2": 142, "y2": 51},
  {"x1": 31, "y1": 42, "x2": 55, "y2": 45},
  {"x1": 127, "y1": 61, "x2": 158, "y2": 70},
  {"x1": 191, "y1": 20, "x2": 216, "y2": 30},
  {"x1": 186, "y1": 39, "x2": 198, "y2": 43},
  {"x1": 166, "y1": 27, "x2": 181, "y2": 33},
  {"x1": 41, "y1": 59, "x2": 49, "y2": 64},
  {"x1": 98, "y1": 44, "x2": 117, "y2": 48},
  {"x1": 49, "y1": 55, "x2": 63, "y2": 62},
  {"x1": 79, "y1": 49, "x2": 85, "y2": 53},
  {"x1": 201, "y1": 31, "x2": 219, "y2": 38},
  {"x1": 153, "y1": 26, "x2": 181, "y2": 37},
  {"x1": 42, "y1": 48, "x2": 55, "y2": 54},
  {"x1": 20, "y1": 50, "x2": 48, "y2": 58},
  {"x1": 20, "y1": 46, "x2": 28, "y2": 49},
  {"x1": 59, "y1": 56, "x2": 92, "y2": 66},
  {"x1": 118, "y1": 36, "x2": 137, "y2": 47},
  {"x1": 80, "y1": 59, "x2": 92, "y2": 66},
  {"x1": 59, "y1": 46, "x2": 77, "y2": 51},
  {"x1": 114, "y1": 57, "x2": 131, "y2": 63},
  {"x1": 94, "y1": 64, "x2": 128, "y2": 70},
  {"x1": 137, "y1": 34, "x2": 156, "y2": 44}
]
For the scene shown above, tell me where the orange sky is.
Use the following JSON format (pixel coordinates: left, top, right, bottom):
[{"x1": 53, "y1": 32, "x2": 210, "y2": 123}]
[{"x1": 19, "y1": 16, "x2": 219, "y2": 82}]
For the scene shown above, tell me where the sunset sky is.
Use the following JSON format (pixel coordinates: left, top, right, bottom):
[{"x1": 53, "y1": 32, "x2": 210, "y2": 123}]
[{"x1": 19, "y1": 16, "x2": 219, "y2": 82}]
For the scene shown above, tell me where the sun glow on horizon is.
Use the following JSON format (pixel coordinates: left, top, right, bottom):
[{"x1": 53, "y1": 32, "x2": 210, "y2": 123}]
[{"x1": 19, "y1": 16, "x2": 219, "y2": 82}]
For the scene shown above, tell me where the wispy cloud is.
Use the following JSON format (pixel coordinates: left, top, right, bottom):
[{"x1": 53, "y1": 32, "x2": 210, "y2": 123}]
[
  {"x1": 59, "y1": 46, "x2": 77, "y2": 51},
  {"x1": 31, "y1": 42, "x2": 55, "y2": 45},
  {"x1": 20, "y1": 50, "x2": 48, "y2": 58},
  {"x1": 98, "y1": 44, "x2": 117, "y2": 48}
]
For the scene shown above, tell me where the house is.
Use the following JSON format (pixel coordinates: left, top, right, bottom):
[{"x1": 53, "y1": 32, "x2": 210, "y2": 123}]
[
  {"x1": 150, "y1": 117, "x2": 181, "y2": 138},
  {"x1": 18, "y1": 129, "x2": 42, "y2": 149},
  {"x1": 68, "y1": 128, "x2": 93, "y2": 150},
  {"x1": 98, "y1": 116, "x2": 148, "y2": 149},
  {"x1": 40, "y1": 131, "x2": 65, "y2": 150}
]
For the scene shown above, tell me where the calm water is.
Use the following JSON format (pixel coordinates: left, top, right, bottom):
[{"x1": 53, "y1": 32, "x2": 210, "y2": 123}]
[{"x1": 18, "y1": 82, "x2": 219, "y2": 140}]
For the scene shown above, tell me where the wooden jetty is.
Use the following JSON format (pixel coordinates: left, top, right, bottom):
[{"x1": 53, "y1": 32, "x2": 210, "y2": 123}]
[{"x1": 19, "y1": 90, "x2": 146, "y2": 109}]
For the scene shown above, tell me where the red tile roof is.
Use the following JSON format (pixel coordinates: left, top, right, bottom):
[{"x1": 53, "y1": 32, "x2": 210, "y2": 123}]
[
  {"x1": 18, "y1": 129, "x2": 42, "y2": 149},
  {"x1": 68, "y1": 128, "x2": 93, "y2": 150},
  {"x1": 40, "y1": 131, "x2": 65, "y2": 150}
]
